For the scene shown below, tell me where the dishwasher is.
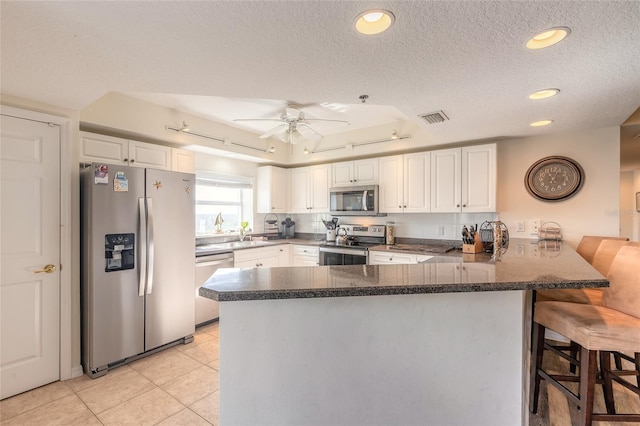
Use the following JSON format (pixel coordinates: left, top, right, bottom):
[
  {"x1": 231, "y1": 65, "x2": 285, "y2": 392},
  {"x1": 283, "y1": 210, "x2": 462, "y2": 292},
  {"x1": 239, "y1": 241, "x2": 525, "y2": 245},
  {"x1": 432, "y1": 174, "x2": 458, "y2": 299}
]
[{"x1": 195, "y1": 251, "x2": 234, "y2": 326}]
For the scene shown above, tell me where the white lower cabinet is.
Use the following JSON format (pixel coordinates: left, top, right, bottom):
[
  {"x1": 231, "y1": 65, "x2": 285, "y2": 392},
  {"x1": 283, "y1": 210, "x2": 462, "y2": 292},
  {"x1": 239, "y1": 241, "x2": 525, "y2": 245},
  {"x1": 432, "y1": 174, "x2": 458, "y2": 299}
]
[
  {"x1": 233, "y1": 246, "x2": 281, "y2": 268},
  {"x1": 368, "y1": 251, "x2": 433, "y2": 265},
  {"x1": 291, "y1": 245, "x2": 319, "y2": 266},
  {"x1": 277, "y1": 245, "x2": 291, "y2": 267}
]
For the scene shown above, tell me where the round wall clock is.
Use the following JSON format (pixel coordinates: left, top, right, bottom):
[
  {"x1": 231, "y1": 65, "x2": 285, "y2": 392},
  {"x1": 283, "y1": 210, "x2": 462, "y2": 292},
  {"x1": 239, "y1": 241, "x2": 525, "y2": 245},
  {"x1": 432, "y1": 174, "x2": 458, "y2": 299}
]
[{"x1": 524, "y1": 156, "x2": 585, "y2": 202}]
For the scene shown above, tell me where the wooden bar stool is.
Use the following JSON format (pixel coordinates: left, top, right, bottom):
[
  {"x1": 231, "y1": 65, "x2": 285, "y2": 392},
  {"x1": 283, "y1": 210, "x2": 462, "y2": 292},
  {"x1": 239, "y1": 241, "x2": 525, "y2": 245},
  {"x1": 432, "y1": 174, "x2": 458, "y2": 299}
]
[
  {"x1": 530, "y1": 245, "x2": 640, "y2": 425},
  {"x1": 537, "y1": 239, "x2": 634, "y2": 305},
  {"x1": 576, "y1": 235, "x2": 629, "y2": 264}
]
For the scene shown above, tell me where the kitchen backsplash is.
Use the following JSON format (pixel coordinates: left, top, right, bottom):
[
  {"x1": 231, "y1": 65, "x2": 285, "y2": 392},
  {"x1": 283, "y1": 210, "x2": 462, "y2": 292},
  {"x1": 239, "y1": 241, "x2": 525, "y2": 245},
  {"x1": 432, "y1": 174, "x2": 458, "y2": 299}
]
[{"x1": 255, "y1": 212, "x2": 499, "y2": 241}]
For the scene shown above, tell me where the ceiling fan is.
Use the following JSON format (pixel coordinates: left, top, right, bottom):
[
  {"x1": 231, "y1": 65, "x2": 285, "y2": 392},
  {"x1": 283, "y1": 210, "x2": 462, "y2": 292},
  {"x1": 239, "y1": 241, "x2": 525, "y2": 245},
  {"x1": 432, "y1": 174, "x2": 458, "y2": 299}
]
[{"x1": 233, "y1": 106, "x2": 350, "y2": 144}]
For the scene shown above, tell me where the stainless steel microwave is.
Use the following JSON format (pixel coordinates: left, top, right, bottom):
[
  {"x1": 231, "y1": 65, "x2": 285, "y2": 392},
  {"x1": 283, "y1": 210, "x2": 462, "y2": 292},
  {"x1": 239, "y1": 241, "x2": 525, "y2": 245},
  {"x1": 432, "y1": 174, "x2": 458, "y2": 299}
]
[{"x1": 329, "y1": 185, "x2": 379, "y2": 216}]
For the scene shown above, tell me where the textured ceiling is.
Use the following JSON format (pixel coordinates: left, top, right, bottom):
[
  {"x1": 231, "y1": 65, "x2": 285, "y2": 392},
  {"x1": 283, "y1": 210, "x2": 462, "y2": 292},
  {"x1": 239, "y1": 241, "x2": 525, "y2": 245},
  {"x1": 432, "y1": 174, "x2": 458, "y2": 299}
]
[{"x1": 1, "y1": 1, "x2": 640, "y2": 153}]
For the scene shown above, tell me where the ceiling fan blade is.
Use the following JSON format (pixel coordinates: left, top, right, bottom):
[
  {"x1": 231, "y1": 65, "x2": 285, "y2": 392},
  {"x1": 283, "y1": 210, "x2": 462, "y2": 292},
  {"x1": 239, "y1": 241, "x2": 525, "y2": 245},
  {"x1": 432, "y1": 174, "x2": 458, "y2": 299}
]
[
  {"x1": 302, "y1": 118, "x2": 351, "y2": 126},
  {"x1": 259, "y1": 124, "x2": 287, "y2": 139},
  {"x1": 297, "y1": 123, "x2": 323, "y2": 141}
]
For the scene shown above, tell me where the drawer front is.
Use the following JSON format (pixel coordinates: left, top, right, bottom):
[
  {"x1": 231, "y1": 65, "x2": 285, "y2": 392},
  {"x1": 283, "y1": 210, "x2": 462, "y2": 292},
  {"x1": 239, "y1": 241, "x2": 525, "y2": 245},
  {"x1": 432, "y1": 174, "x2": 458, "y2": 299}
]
[{"x1": 234, "y1": 246, "x2": 280, "y2": 264}]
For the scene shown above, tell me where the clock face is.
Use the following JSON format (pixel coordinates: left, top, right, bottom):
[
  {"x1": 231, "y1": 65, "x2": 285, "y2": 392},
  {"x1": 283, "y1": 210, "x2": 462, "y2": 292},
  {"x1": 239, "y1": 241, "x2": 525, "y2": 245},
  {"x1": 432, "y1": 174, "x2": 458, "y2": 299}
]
[{"x1": 525, "y1": 156, "x2": 584, "y2": 202}]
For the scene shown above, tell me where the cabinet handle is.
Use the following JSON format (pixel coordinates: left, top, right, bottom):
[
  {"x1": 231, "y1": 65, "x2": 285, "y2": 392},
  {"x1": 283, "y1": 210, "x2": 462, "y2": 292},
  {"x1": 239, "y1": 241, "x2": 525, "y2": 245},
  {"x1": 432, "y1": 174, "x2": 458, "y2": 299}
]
[
  {"x1": 463, "y1": 204, "x2": 466, "y2": 207},
  {"x1": 389, "y1": 257, "x2": 393, "y2": 261},
  {"x1": 130, "y1": 159, "x2": 135, "y2": 163},
  {"x1": 403, "y1": 205, "x2": 407, "y2": 208},
  {"x1": 456, "y1": 204, "x2": 460, "y2": 208},
  {"x1": 123, "y1": 158, "x2": 128, "y2": 162},
  {"x1": 349, "y1": 179, "x2": 353, "y2": 182},
  {"x1": 398, "y1": 205, "x2": 401, "y2": 208}
]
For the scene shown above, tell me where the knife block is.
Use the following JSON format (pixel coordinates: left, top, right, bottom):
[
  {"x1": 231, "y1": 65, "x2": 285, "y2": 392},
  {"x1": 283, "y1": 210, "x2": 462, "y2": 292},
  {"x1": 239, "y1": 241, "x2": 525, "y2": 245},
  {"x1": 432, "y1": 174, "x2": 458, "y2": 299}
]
[{"x1": 462, "y1": 234, "x2": 483, "y2": 253}]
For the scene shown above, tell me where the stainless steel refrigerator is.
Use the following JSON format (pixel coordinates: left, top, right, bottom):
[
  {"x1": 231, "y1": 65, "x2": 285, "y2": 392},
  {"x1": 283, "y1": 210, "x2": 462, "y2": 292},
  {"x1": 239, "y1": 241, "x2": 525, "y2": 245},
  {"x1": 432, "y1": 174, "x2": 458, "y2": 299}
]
[{"x1": 81, "y1": 163, "x2": 195, "y2": 378}]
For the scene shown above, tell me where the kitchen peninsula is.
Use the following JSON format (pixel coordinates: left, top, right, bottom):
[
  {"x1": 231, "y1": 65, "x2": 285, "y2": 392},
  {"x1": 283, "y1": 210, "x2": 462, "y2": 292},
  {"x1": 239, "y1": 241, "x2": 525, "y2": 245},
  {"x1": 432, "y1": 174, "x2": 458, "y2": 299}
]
[{"x1": 200, "y1": 239, "x2": 606, "y2": 425}]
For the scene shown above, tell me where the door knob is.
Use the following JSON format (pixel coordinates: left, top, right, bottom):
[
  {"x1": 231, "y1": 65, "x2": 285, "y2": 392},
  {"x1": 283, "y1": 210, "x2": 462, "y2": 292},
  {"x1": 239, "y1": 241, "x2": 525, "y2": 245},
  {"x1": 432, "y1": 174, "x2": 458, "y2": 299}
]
[{"x1": 34, "y1": 264, "x2": 56, "y2": 274}]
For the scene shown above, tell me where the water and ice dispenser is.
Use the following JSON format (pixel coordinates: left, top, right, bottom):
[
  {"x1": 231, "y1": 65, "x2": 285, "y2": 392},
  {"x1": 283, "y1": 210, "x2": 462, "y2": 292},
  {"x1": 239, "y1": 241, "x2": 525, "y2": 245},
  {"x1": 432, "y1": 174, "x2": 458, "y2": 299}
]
[{"x1": 104, "y1": 233, "x2": 135, "y2": 272}]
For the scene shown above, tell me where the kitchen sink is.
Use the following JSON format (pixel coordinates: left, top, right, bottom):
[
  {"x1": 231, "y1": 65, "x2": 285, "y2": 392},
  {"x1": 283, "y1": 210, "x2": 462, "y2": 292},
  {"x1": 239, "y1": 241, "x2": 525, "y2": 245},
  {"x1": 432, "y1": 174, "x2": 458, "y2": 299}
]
[{"x1": 227, "y1": 240, "x2": 272, "y2": 248}]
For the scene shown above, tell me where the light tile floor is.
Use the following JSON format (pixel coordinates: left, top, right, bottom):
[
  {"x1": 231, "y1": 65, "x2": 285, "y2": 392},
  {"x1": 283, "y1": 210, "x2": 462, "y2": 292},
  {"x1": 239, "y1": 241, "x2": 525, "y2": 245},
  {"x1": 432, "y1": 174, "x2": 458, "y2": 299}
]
[{"x1": 0, "y1": 322, "x2": 220, "y2": 426}]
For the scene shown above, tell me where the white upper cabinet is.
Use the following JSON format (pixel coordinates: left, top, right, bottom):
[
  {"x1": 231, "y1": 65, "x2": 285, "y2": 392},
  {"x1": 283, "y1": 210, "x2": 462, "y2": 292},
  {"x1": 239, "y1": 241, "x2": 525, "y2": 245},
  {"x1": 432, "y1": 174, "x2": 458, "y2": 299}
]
[
  {"x1": 80, "y1": 132, "x2": 129, "y2": 165},
  {"x1": 171, "y1": 147, "x2": 195, "y2": 173},
  {"x1": 80, "y1": 131, "x2": 186, "y2": 172},
  {"x1": 379, "y1": 153, "x2": 431, "y2": 213},
  {"x1": 128, "y1": 140, "x2": 172, "y2": 170},
  {"x1": 256, "y1": 166, "x2": 289, "y2": 214},
  {"x1": 331, "y1": 159, "x2": 378, "y2": 187},
  {"x1": 430, "y1": 143, "x2": 496, "y2": 213},
  {"x1": 290, "y1": 164, "x2": 330, "y2": 213}
]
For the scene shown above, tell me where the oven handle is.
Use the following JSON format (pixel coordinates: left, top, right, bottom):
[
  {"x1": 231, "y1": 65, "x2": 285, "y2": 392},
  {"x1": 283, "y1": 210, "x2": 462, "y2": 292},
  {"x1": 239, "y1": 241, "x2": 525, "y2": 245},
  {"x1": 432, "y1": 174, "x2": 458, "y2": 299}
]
[{"x1": 319, "y1": 246, "x2": 368, "y2": 256}]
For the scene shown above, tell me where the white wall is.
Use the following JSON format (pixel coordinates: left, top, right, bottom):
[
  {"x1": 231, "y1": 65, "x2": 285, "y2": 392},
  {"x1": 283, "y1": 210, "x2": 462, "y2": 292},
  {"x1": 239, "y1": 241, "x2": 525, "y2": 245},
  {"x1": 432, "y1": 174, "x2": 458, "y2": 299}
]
[
  {"x1": 498, "y1": 126, "x2": 620, "y2": 247},
  {"x1": 620, "y1": 171, "x2": 635, "y2": 240},
  {"x1": 633, "y1": 170, "x2": 640, "y2": 241}
]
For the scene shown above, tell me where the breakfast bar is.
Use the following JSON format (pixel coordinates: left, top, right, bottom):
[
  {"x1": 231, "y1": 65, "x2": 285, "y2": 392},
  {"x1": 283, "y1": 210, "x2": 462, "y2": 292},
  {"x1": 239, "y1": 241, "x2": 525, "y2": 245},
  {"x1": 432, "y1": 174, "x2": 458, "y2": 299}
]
[{"x1": 200, "y1": 239, "x2": 607, "y2": 425}]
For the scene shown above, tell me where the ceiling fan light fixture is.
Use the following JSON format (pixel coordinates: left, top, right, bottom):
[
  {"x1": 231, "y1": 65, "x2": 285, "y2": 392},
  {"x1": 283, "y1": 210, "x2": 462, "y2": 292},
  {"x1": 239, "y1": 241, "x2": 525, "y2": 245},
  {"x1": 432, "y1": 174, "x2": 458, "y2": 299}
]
[
  {"x1": 529, "y1": 88, "x2": 560, "y2": 100},
  {"x1": 526, "y1": 27, "x2": 571, "y2": 49},
  {"x1": 355, "y1": 9, "x2": 394, "y2": 35}
]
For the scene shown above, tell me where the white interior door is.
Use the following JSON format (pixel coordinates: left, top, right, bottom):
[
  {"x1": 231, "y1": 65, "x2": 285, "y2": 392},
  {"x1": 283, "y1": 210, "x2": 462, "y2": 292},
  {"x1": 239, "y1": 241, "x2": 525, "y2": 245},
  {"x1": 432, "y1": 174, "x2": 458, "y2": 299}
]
[{"x1": 1, "y1": 114, "x2": 60, "y2": 399}]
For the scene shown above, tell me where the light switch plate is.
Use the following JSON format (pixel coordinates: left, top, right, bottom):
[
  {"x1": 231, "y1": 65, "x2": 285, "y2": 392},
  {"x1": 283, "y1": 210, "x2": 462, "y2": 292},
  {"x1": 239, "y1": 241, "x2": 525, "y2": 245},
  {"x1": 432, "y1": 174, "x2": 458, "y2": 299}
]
[
  {"x1": 529, "y1": 220, "x2": 540, "y2": 235},
  {"x1": 516, "y1": 221, "x2": 525, "y2": 232}
]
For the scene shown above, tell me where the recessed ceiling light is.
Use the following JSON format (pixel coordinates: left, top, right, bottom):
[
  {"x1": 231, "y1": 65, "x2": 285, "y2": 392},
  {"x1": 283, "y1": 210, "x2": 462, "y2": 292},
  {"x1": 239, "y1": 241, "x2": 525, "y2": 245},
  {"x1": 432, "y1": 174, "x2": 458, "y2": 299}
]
[
  {"x1": 529, "y1": 89, "x2": 560, "y2": 100},
  {"x1": 355, "y1": 10, "x2": 395, "y2": 35},
  {"x1": 530, "y1": 120, "x2": 554, "y2": 127},
  {"x1": 526, "y1": 27, "x2": 571, "y2": 49}
]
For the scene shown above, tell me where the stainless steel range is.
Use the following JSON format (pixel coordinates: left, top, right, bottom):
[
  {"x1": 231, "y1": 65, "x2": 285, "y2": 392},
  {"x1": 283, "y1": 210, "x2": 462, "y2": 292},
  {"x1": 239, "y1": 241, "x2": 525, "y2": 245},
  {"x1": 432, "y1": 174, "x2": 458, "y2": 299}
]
[{"x1": 319, "y1": 224, "x2": 385, "y2": 265}]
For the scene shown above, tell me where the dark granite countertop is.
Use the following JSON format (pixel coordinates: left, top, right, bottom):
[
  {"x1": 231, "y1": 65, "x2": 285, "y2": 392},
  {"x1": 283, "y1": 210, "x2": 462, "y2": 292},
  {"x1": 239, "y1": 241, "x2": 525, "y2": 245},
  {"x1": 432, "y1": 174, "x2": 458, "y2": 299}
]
[{"x1": 200, "y1": 239, "x2": 607, "y2": 301}]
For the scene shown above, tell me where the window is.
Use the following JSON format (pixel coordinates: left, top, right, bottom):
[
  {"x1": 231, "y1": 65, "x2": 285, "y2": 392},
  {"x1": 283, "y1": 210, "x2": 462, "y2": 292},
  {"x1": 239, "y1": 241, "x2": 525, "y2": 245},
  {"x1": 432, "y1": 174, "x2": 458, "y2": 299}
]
[{"x1": 195, "y1": 173, "x2": 253, "y2": 236}]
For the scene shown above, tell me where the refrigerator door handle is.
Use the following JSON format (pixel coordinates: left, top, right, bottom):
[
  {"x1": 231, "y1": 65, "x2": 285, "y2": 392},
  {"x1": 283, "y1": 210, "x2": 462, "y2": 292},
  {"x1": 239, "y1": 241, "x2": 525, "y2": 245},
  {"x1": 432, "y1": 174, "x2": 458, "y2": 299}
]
[
  {"x1": 146, "y1": 197, "x2": 155, "y2": 295},
  {"x1": 138, "y1": 198, "x2": 147, "y2": 297}
]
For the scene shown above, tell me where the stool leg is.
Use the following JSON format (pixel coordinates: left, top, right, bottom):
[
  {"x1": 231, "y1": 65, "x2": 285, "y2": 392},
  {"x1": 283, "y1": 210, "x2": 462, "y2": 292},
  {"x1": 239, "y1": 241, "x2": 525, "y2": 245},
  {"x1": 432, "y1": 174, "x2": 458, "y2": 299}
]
[
  {"x1": 578, "y1": 347, "x2": 597, "y2": 426},
  {"x1": 529, "y1": 322, "x2": 545, "y2": 414},
  {"x1": 599, "y1": 351, "x2": 616, "y2": 414},
  {"x1": 570, "y1": 341, "x2": 579, "y2": 374},
  {"x1": 636, "y1": 352, "x2": 640, "y2": 397}
]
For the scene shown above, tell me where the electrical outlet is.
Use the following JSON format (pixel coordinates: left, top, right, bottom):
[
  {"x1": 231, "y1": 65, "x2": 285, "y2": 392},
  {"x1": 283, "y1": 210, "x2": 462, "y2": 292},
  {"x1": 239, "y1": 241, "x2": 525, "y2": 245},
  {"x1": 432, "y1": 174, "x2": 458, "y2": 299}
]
[
  {"x1": 529, "y1": 220, "x2": 540, "y2": 235},
  {"x1": 437, "y1": 225, "x2": 445, "y2": 236},
  {"x1": 516, "y1": 221, "x2": 525, "y2": 232}
]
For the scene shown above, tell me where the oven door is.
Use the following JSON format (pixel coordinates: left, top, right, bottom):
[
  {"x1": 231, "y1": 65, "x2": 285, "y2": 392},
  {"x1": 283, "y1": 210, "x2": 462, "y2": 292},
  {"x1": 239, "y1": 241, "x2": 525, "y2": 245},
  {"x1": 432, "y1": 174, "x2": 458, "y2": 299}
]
[{"x1": 319, "y1": 247, "x2": 368, "y2": 265}]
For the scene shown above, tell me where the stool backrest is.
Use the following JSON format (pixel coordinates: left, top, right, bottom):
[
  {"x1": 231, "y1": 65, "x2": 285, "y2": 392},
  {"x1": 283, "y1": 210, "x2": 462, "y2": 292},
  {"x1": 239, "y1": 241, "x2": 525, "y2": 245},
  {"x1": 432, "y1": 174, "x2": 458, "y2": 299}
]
[
  {"x1": 601, "y1": 245, "x2": 640, "y2": 319},
  {"x1": 576, "y1": 236, "x2": 629, "y2": 264},
  {"x1": 592, "y1": 240, "x2": 640, "y2": 276}
]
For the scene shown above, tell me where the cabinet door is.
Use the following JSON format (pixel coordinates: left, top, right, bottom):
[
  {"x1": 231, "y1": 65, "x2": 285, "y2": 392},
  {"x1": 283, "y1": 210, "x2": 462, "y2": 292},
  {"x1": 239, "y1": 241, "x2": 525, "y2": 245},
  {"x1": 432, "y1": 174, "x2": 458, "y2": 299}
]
[
  {"x1": 277, "y1": 245, "x2": 291, "y2": 267},
  {"x1": 171, "y1": 148, "x2": 195, "y2": 173},
  {"x1": 290, "y1": 167, "x2": 310, "y2": 213},
  {"x1": 260, "y1": 254, "x2": 280, "y2": 268},
  {"x1": 270, "y1": 166, "x2": 289, "y2": 213},
  {"x1": 379, "y1": 155, "x2": 404, "y2": 213},
  {"x1": 430, "y1": 148, "x2": 461, "y2": 213},
  {"x1": 353, "y1": 159, "x2": 378, "y2": 185},
  {"x1": 403, "y1": 152, "x2": 430, "y2": 213},
  {"x1": 332, "y1": 161, "x2": 353, "y2": 187},
  {"x1": 80, "y1": 132, "x2": 128, "y2": 164},
  {"x1": 257, "y1": 166, "x2": 289, "y2": 213},
  {"x1": 128, "y1": 140, "x2": 172, "y2": 170},
  {"x1": 309, "y1": 164, "x2": 330, "y2": 212},
  {"x1": 462, "y1": 144, "x2": 496, "y2": 212}
]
